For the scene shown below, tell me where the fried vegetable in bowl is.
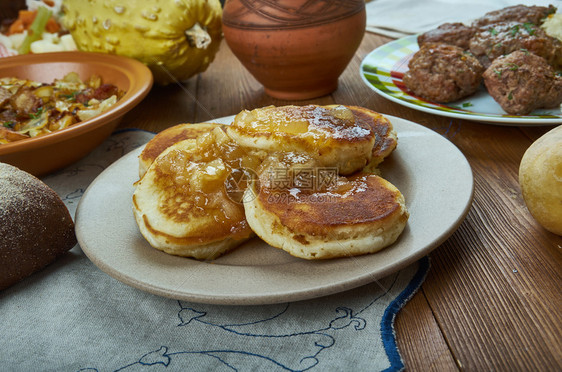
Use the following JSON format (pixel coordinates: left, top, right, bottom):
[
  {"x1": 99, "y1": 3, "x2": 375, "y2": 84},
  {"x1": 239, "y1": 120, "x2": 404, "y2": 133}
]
[
  {"x1": 0, "y1": 72, "x2": 124, "y2": 144},
  {"x1": 0, "y1": 51, "x2": 152, "y2": 176}
]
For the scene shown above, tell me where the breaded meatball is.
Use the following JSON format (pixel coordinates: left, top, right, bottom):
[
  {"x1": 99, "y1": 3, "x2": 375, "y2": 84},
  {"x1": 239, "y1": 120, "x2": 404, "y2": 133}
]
[
  {"x1": 418, "y1": 22, "x2": 476, "y2": 50},
  {"x1": 483, "y1": 50, "x2": 562, "y2": 115},
  {"x1": 402, "y1": 43, "x2": 484, "y2": 103},
  {"x1": 472, "y1": 4, "x2": 556, "y2": 28},
  {"x1": 469, "y1": 21, "x2": 562, "y2": 68}
]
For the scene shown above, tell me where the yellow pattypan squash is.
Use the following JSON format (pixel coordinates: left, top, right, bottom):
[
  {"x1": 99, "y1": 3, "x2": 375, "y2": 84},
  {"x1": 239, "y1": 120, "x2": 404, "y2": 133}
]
[{"x1": 61, "y1": 0, "x2": 223, "y2": 85}]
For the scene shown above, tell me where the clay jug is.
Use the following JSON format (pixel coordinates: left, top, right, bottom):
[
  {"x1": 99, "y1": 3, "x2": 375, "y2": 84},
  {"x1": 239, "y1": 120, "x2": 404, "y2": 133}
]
[{"x1": 222, "y1": 0, "x2": 366, "y2": 100}]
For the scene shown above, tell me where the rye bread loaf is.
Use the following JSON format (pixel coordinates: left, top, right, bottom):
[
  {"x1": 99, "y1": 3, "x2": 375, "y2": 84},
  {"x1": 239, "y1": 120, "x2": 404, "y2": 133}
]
[{"x1": 0, "y1": 162, "x2": 76, "y2": 290}]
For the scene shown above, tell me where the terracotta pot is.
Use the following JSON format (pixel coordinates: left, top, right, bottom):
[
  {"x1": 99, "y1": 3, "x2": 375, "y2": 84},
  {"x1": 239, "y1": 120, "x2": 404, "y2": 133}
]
[{"x1": 222, "y1": 0, "x2": 366, "y2": 100}]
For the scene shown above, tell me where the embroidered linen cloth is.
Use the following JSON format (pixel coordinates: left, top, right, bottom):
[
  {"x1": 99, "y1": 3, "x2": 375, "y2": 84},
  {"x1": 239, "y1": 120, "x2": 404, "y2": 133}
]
[
  {"x1": 366, "y1": 0, "x2": 559, "y2": 38},
  {"x1": 0, "y1": 130, "x2": 429, "y2": 371}
]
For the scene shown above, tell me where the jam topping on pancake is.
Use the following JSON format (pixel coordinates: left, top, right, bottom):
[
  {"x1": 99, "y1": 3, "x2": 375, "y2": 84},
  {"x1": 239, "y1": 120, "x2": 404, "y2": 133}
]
[
  {"x1": 134, "y1": 127, "x2": 265, "y2": 247},
  {"x1": 256, "y1": 171, "x2": 404, "y2": 236},
  {"x1": 233, "y1": 104, "x2": 373, "y2": 142}
]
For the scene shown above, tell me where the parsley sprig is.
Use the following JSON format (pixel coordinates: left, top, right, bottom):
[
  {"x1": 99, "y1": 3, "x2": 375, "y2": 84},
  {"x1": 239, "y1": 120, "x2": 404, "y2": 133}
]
[{"x1": 29, "y1": 107, "x2": 44, "y2": 119}]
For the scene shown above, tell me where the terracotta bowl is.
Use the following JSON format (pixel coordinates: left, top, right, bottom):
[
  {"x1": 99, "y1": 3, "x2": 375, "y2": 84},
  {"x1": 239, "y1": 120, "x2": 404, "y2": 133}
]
[
  {"x1": 223, "y1": 0, "x2": 366, "y2": 100},
  {"x1": 0, "y1": 51, "x2": 153, "y2": 176}
]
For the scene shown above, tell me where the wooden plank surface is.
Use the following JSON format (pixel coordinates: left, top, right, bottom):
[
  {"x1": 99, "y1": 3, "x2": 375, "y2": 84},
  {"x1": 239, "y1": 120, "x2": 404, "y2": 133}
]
[
  {"x1": 118, "y1": 29, "x2": 562, "y2": 372},
  {"x1": 2, "y1": 0, "x2": 560, "y2": 369},
  {"x1": 394, "y1": 287, "x2": 460, "y2": 371}
]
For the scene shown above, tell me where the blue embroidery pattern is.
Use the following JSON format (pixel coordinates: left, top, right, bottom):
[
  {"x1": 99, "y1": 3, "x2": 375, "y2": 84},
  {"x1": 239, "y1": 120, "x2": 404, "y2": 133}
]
[{"x1": 75, "y1": 256, "x2": 430, "y2": 372}]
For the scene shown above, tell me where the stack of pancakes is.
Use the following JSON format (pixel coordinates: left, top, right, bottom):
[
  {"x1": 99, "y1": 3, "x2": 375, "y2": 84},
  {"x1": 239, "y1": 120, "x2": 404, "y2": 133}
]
[{"x1": 133, "y1": 105, "x2": 409, "y2": 260}]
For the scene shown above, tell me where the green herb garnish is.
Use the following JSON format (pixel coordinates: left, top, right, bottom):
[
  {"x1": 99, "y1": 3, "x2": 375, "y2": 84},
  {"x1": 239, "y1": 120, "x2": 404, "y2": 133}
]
[
  {"x1": 489, "y1": 27, "x2": 498, "y2": 36},
  {"x1": 492, "y1": 42, "x2": 503, "y2": 51},
  {"x1": 62, "y1": 91, "x2": 79, "y2": 101},
  {"x1": 29, "y1": 107, "x2": 44, "y2": 119},
  {"x1": 507, "y1": 63, "x2": 519, "y2": 71},
  {"x1": 510, "y1": 25, "x2": 520, "y2": 37},
  {"x1": 462, "y1": 102, "x2": 473, "y2": 108},
  {"x1": 522, "y1": 22, "x2": 535, "y2": 35}
]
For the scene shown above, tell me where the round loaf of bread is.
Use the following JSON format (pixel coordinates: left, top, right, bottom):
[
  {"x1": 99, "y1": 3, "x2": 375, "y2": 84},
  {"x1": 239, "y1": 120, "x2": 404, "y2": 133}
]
[
  {"x1": 519, "y1": 125, "x2": 562, "y2": 235},
  {"x1": 0, "y1": 162, "x2": 76, "y2": 290}
]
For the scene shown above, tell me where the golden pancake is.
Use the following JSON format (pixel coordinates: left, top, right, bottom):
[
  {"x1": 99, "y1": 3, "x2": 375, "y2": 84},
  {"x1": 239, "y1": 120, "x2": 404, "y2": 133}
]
[
  {"x1": 132, "y1": 105, "x2": 406, "y2": 261},
  {"x1": 226, "y1": 105, "x2": 376, "y2": 175},
  {"x1": 138, "y1": 122, "x2": 224, "y2": 178},
  {"x1": 345, "y1": 105, "x2": 398, "y2": 169},
  {"x1": 133, "y1": 127, "x2": 265, "y2": 259},
  {"x1": 244, "y1": 153, "x2": 409, "y2": 259}
]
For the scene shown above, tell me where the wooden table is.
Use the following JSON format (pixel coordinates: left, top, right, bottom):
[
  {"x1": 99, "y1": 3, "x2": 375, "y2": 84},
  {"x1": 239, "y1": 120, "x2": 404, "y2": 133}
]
[{"x1": 118, "y1": 32, "x2": 562, "y2": 371}]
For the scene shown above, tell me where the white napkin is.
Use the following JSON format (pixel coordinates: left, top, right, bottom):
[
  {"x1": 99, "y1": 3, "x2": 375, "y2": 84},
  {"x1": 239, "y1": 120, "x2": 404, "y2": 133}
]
[
  {"x1": 366, "y1": 0, "x2": 560, "y2": 38},
  {"x1": 0, "y1": 130, "x2": 430, "y2": 372}
]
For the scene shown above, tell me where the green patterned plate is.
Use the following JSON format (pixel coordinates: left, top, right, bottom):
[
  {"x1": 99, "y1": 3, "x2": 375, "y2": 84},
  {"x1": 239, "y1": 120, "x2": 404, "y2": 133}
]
[{"x1": 360, "y1": 35, "x2": 562, "y2": 126}]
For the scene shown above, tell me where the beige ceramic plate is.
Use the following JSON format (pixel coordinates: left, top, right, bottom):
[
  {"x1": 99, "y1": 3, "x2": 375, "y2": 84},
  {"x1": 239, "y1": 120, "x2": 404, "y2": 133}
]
[{"x1": 75, "y1": 115, "x2": 473, "y2": 305}]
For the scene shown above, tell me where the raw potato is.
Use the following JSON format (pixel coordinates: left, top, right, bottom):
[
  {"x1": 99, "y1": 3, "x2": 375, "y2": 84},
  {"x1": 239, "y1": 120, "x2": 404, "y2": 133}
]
[{"x1": 519, "y1": 125, "x2": 562, "y2": 235}]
